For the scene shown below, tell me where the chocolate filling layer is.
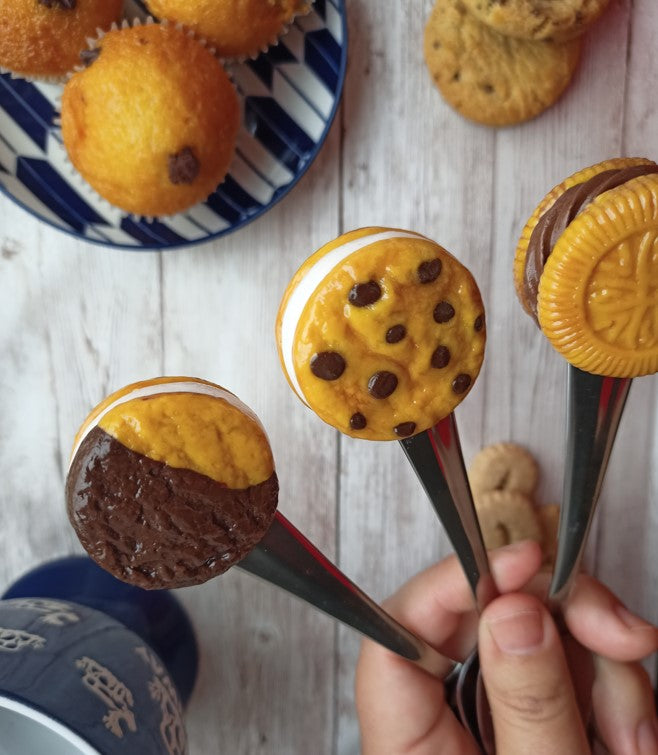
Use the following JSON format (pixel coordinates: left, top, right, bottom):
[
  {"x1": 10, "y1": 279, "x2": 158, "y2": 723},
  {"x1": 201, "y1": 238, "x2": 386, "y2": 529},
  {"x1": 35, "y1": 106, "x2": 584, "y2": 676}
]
[
  {"x1": 523, "y1": 164, "x2": 658, "y2": 321},
  {"x1": 66, "y1": 426, "x2": 278, "y2": 589}
]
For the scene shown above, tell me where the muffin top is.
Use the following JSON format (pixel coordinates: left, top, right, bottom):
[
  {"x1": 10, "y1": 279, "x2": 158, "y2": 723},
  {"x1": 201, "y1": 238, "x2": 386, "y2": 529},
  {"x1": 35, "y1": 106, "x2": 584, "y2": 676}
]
[
  {"x1": 0, "y1": 0, "x2": 123, "y2": 78},
  {"x1": 145, "y1": 0, "x2": 310, "y2": 58}
]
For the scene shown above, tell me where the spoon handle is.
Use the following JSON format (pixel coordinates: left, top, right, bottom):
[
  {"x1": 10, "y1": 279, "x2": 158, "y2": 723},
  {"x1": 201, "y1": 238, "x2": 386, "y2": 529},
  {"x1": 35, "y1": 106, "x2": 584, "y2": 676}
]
[
  {"x1": 239, "y1": 512, "x2": 455, "y2": 678},
  {"x1": 400, "y1": 414, "x2": 498, "y2": 613},
  {"x1": 548, "y1": 366, "x2": 632, "y2": 608}
]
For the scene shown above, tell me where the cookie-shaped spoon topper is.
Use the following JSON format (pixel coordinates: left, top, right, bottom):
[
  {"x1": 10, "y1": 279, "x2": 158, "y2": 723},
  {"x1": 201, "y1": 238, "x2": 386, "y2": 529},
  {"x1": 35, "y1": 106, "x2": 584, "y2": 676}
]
[
  {"x1": 66, "y1": 377, "x2": 278, "y2": 590},
  {"x1": 514, "y1": 158, "x2": 658, "y2": 377},
  {"x1": 276, "y1": 228, "x2": 486, "y2": 440}
]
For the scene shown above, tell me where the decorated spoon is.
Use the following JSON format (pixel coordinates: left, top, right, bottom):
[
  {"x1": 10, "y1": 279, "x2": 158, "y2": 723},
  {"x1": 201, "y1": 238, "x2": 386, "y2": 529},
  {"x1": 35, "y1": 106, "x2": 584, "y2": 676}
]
[{"x1": 64, "y1": 376, "x2": 456, "y2": 680}]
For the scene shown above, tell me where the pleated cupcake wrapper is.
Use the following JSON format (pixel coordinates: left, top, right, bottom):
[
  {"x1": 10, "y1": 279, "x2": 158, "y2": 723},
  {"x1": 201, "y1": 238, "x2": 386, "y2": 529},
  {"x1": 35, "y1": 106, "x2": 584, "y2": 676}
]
[
  {"x1": 218, "y1": 0, "x2": 314, "y2": 64},
  {"x1": 57, "y1": 15, "x2": 240, "y2": 223},
  {"x1": 0, "y1": 65, "x2": 66, "y2": 86}
]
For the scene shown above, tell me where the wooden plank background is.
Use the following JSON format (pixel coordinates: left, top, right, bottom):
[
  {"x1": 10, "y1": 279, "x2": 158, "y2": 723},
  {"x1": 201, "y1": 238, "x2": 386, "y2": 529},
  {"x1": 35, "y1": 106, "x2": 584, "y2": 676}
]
[{"x1": 0, "y1": 1, "x2": 656, "y2": 753}]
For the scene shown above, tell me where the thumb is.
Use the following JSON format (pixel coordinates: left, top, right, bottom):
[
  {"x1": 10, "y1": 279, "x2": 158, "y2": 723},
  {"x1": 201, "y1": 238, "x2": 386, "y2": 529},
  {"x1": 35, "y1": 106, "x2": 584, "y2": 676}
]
[{"x1": 478, "y1": 593, "x2": 590, "y2": 755}]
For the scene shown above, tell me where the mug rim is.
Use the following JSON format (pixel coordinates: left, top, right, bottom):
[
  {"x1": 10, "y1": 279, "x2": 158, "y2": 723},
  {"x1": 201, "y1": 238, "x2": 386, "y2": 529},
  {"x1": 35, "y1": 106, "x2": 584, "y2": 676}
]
[{"x1": 0, "y1": 694, "x2": 102, "y2": 755}]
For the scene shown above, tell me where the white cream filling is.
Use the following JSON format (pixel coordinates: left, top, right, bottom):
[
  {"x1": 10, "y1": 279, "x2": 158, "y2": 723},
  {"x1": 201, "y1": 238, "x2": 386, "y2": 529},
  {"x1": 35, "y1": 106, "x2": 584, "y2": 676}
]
[
  {"x1": 280, "y1": 229, "x2": 428, "y2": 402},
  {"x1": 69, "y1": 379, "x2": 262, "y2": 468}
]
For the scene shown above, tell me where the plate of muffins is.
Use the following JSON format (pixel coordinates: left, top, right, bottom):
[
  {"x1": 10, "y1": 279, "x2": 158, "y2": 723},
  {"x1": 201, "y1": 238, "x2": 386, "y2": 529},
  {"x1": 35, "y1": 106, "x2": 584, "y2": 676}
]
[{"x1": 0, "y1": 0, "x2": 347, "y2": 249}]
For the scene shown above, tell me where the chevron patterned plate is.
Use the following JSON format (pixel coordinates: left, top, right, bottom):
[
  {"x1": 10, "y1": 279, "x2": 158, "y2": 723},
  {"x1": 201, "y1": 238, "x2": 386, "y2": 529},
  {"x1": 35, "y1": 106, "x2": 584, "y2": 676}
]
[{"x1": 0, "y1": 0, "x2": 346, "y2": 250}]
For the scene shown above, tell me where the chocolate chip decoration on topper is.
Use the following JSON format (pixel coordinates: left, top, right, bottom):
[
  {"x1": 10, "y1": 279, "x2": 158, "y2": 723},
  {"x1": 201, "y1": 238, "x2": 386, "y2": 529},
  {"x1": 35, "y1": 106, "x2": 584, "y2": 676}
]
[
  {"x1": 66, "y1": 377, "x2": 278, "y2": 590},
  {"x1": 276, "y1": 227, "x2": 486, "y2": 440}
]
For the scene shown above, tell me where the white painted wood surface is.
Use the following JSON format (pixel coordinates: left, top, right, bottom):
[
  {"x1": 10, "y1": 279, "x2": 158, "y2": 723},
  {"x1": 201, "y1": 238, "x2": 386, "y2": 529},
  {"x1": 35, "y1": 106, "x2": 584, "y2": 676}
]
[{"x1": 0, "y1": 1, "x2": 656, "y2": 753}]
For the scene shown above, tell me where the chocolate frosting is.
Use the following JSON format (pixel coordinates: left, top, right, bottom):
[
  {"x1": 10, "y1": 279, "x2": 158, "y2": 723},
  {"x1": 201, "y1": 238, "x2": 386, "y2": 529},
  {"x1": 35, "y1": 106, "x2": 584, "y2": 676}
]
[
  {"x1": 66, "y1": 426, "x2": 278, "y2": 589},
  {"x1": 523, "y1": 164, "x2": 658, "y2": 321}
]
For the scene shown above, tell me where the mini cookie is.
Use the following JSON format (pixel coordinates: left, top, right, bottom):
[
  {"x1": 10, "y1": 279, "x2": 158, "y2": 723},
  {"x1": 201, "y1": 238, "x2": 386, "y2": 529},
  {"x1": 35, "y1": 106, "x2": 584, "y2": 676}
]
[
  {"x1": 513, "y1": 157, "x2": 655, "y2": 316},
  {"x1": 515, "y1": 158, "x2": 658, "y2": 376},
  {"x1": 460, "y1": 0, "x2": 611, "y2": 42},
  {"x1": 60, "y1": 23, "x2": 240, "y2": 217},
  {"x1": 66, "y1": 377, "x2": 278, "y2": 590},
  {"x1": 537, "y1": 503, "x2": 560, "y2": 570},
  {"x1": 423, "y1": 0, "x2": 582, "y2": 127},
  {"x1": 468, "y1": 442, "x2": 539, "y2": 499},
  {"x1": 276, "y1": 227, "x2": 486, "y2": 441},
  {"x1": 474, "y1": 490, "x2": 542, "y2": 550}
]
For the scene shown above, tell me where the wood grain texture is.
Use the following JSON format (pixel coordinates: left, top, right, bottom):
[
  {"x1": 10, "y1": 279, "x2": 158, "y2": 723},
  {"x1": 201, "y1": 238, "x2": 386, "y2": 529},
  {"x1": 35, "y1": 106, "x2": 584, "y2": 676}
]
[{"x1": 0, "y1": 0, "x2": 657, "y2": 753}]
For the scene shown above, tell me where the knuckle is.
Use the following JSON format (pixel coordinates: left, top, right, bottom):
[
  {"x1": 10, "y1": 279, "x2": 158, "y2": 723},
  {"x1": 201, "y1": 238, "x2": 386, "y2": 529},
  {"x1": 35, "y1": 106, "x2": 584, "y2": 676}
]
[{"x1": 490, "y1": 679, "x2": 570, "y2": 725}]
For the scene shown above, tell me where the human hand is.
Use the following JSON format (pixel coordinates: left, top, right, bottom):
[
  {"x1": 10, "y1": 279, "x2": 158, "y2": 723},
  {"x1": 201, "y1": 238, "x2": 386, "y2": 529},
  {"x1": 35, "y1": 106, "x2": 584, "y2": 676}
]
[{"x1": 355, "y1": 540, "x2": 658, "y2": 754}]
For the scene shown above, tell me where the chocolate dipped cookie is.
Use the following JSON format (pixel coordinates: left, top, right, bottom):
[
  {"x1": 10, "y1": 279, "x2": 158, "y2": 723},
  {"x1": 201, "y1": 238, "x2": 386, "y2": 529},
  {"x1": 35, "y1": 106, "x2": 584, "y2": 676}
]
[
  {"x1": 276, "y1": 228, "x2": 486, "y2": 440},
  {"x1": 514, "y1": 158, "x2": 658, "y2": 377},
  {"x1": 66, "y1": 377, "x2": 278, "y2": 589}
]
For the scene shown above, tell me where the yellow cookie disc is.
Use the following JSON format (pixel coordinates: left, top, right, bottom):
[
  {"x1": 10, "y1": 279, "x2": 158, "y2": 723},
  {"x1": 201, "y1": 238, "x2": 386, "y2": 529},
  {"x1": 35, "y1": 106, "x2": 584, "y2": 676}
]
[
  {"x1": 277, "y1": 228, "x2": 486, "y2": 440},
  {"x1": 513, "y1": 157, "x2": 655, "y2": 316},
  {"x1": 538, "y1": 174, "x2": 658, "y2": 377}
]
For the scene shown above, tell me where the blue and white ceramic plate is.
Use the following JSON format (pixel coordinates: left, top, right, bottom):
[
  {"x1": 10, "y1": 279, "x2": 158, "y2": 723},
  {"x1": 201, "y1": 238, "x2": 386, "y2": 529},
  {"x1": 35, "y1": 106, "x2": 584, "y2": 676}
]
[{"x1": 0, "y1": 0, "x2": 346, "y2": 250}]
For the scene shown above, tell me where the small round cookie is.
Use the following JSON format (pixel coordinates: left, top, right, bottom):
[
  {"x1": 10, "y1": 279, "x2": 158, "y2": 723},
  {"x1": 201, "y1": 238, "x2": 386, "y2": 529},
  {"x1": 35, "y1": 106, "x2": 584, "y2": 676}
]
[
  {"x1": 514, "y1": 157, "x2": 658, "y2": 376},
  {"x1": 513, "y1": 157, "x2": 655, "y2": 316},
  {"x1": 468, "y1": 442, "x2": 539, "y2": 499},
  {"x1": 474, "y1": 490, "x2": 542, "y2": 550},
  {"x1": 423, "y1": 0, "x2": 582, "y2": 127},
  {"x1": 537, "y1": 503, "x2": 560, "y2": 570},
  {"x1": 0, "y1": 0, "x2": 123, "y2": 79},
  {"x1": 540, "y1": 173, "x2": 658, "y2": 376},
  {"x1": 66, "y1": 377, "x2": 278, "y2": 590},
  {"x1": 145, "y1": 0, "x2": 310, "y2": 59},
  {"x1": 276, "y1": 227, "x2": 486, "y2": 441},
  {"x1": 461, "y1": 0, "x2": 611, "y2": 42},
  {"x1": 61, "y1": 23, "x2": 240, "y2": 217}
]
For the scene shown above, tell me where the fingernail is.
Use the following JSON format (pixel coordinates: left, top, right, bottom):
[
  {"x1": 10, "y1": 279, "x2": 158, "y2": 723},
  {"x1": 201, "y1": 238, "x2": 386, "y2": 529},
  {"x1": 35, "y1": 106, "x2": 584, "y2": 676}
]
[
  {"x1": 615, "y1": 603, "x2": 654, "y2": 630},
  {"x1": 486, "y1": 609, "x2": 544, "y2": 655},
  {"x1": 635, "y1": 718, "x2": 658, "y2": 754}
]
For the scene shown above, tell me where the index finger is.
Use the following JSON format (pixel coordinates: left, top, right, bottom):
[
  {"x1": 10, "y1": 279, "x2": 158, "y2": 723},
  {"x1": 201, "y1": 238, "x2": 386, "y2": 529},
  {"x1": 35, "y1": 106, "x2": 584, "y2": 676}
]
[{"x1": 384, "y1": 539, "x2": 543, "y2": 660}]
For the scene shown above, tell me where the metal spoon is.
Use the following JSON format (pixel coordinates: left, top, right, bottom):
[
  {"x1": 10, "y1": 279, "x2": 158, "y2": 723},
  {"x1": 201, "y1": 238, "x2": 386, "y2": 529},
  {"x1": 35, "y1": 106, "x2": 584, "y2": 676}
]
[
  {"x1": 548, "y1": 366, "x2": 632, "y2": 608},
  {"x1": 400, "y1": 414, "x2": 499, "y2": 613},
  {"x1": 471, "y1": 367, "x2": 632, "y2": 753},
  {"x1": 239, "y1": 511, "x2": 456, "y2": 678},
  {"x1": 400, "y1": 413, "x2": 498, "y2": 745}
]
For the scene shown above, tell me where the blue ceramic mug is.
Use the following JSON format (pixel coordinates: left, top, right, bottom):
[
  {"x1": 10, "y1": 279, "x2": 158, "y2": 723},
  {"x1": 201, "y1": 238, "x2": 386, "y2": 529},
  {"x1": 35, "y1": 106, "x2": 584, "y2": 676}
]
[{"x1": 0, "y1": 556, "x2": 198, "y2": 754}]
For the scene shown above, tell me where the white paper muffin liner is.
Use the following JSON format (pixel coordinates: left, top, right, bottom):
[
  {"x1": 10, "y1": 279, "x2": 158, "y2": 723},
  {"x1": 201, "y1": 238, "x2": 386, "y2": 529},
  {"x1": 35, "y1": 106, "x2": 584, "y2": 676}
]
[
  {"x1": 0, "y1": 65, "x2": 67, "y2": 85},
  {"x1": 228, "y1": 0, "x2": 314, "y2": 64},
  {"x1": 140, "y1": 0, "x2": 314, "y2": 64}
]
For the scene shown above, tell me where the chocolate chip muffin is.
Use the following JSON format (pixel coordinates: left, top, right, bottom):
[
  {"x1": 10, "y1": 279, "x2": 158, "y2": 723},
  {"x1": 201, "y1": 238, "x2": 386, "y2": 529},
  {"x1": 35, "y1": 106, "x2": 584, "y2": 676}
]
[
  {"x1": 66, "y1": 377, "x2": 278, "y2": 589},
  {"x1": 60, "y1": 22, "x2": 240, "y2": 217},
  {"x1": 145, "y1": 0, "x2": 310, "y2": 59},
  {"x1": 0, "y1": 0, "x2": 123, "y2": 79}
]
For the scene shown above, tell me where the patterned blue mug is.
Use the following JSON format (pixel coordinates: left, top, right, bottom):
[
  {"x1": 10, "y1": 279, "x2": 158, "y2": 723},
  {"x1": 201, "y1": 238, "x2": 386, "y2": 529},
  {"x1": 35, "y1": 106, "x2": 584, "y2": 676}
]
[{"x1": 0, "y1": 556, "x2": 198, "y2": 754}]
